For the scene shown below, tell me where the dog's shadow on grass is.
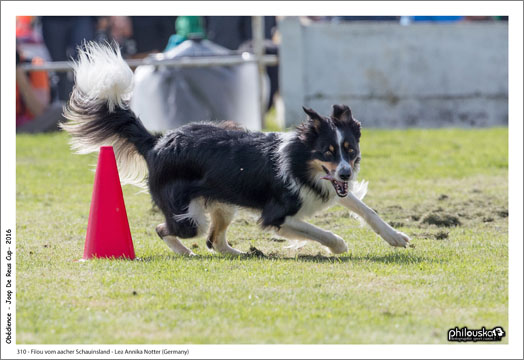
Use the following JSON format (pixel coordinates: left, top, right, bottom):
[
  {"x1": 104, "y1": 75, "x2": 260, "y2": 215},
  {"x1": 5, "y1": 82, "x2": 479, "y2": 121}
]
[
  {"x1": 266, "y1": 251, "x2": 442, "y2": 265},
  {"x1": 138, "y1": 249, "x2": 442, "y2": 265}
]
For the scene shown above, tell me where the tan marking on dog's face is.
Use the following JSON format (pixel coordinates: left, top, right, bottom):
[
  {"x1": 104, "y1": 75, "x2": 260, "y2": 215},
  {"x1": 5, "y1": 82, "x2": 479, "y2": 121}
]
[
  {"x1": 350, "y1": 159, "x2": 356, "y2": 168},
  {"x1": 309, "y1": 159, "x2": 338, "y2": 174},
  {"x1": 329, "y1": 145, "x2": 335, "y2": 152}
]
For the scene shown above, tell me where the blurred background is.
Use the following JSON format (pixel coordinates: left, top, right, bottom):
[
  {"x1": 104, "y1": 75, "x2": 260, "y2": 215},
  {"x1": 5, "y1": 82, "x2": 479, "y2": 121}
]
[{"x1": 16, "y1": 15, "x2": 508, "y2": 133}]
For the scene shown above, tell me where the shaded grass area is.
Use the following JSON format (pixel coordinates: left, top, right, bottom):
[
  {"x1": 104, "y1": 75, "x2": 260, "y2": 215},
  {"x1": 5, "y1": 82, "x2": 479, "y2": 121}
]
[{"x1": 16, "y1": 128, "x2": 508, "y2": 344}]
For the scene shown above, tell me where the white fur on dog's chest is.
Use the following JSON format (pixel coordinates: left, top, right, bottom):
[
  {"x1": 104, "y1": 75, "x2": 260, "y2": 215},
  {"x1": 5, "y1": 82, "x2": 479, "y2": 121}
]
[{"x1": 294, "y1": 185, "x2": 336, "y2": 219}]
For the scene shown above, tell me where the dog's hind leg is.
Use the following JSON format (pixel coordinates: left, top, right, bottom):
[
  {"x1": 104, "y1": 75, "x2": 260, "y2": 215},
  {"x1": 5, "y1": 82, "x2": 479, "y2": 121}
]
[
  {"x1": 153, "y1": 183, "x2": 208, "y2": 256},
  {"x1": 156, "y1": 223, "x2": 196, "y2": 256},
  {"x1": 277, "y1": 217, "x2": 348, "y2": 254},
  {"x1": 206, "y1": 204, "x2": 244, "y2": 256}
]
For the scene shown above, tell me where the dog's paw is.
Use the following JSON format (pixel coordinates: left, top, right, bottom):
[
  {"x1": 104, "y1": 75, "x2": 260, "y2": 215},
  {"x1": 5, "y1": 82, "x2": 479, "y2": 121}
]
[
  {"x1": 214, "y1": 243, "x2": 246, "y2": 256},
  {"x1": 381, "y1": 229, "x2": 410, "y2": 248},
  {"x1": 328, "y1": 236, "x2": 349, "y2": 254}
]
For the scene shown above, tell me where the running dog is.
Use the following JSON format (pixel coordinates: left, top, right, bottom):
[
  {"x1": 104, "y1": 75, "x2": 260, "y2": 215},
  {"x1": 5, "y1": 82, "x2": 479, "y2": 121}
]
[{"x1": 61, "y1": 42, "x2": 410, "y2": 256}]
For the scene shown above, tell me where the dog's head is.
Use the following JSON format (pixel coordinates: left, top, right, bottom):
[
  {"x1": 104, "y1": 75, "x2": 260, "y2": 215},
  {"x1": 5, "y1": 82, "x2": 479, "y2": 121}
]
[{"x1": 297, "y1": 104, "x2": 361, "y2": 197}]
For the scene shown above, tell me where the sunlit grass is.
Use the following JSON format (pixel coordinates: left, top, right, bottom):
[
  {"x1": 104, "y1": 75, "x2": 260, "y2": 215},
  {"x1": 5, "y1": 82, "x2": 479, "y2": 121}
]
[{"x1": 16, "y1": 128, "x2": 508, "y2": 344}]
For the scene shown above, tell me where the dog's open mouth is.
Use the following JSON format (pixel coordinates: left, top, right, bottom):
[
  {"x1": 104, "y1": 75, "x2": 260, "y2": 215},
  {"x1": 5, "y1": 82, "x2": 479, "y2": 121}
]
[{"x1": 321, "y1": 165, "x2": 349, "y2": 197}]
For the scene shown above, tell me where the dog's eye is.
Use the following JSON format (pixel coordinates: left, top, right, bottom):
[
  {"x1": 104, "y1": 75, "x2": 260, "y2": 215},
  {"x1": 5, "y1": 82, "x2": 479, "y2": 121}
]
[
  {"x1": 344, "y1": 142, "x2": 355, "y2": 153},
  {"x1": 324, "y1": 151, "x2": 333, "y2": 157}
]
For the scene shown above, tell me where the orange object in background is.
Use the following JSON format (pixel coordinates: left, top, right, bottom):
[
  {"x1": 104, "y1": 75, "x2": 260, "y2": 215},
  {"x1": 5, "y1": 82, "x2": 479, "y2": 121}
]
[
  {"x1": 16, "y1": 57, "x2": 50, "y2": 126},
  {"x1": 16, "y1": 16, "x2": 33, "y2": 39}
]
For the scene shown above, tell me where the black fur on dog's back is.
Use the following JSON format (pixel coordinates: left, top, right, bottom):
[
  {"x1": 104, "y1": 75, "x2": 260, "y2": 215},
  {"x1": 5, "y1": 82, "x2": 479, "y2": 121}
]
[{"x1": 148, "y1": 123, "x2": 303, "y2": 229}]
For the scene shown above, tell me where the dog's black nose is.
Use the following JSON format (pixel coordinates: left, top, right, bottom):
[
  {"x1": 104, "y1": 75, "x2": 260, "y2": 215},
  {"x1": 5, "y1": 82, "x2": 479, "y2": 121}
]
[{"x1": 338, "y1": 168, "x2": 351, "y2": 181}]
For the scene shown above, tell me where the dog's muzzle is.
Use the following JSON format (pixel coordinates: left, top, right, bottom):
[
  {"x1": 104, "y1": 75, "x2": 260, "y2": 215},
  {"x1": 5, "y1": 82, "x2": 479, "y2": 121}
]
[{"x1": 321, "y1": 165, "x2": 349, "y2": 197}]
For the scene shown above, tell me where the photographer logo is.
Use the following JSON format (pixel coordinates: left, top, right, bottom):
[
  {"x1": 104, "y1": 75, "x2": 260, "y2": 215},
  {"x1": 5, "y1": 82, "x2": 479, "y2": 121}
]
[{"x1": 448, "y1": 326, "x2": 505, "y2": 342}]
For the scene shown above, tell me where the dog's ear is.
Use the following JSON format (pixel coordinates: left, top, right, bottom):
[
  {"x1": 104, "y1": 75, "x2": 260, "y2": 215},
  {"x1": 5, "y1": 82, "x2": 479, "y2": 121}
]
[
  {"x1": 302, "y1": 106, "x2": 324, "y2": 132},
  {"x1": 297, "y1": 106, "x2": 328, "y2": 142},
  {"x1": 331, "y1": 104, "x2": 352, "y2": 123},
  {"x1": 349, "y1": 118, "x2": 361, "y2": 140},
  {"x1": 331, "y1": 104, "x2": 361, "y2": 140},
  {"x1": 303, "y1": 106, "x2": 322, "y2": 119}
]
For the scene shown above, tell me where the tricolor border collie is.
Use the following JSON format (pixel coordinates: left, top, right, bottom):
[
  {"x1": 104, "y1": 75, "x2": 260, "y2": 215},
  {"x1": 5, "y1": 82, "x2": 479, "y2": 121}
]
[{"x1": 62, "y1": 42, "x2": 410, "y2": 256}]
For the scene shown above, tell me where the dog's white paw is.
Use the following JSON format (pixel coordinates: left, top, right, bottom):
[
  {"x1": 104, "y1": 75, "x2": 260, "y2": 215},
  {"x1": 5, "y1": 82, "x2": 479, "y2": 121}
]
[
  {"x1": 328, "y1": 236, "x2": 349, "y2": 254},
  {"x1": 381, "y1": 229, "x2": 410, "y2": 248},
  {"x1": 213, "y1": 243, "x2": 245, "y2": 256},
  {"x1": 163, "y1": 235, "x2": 197, "y2": 256}
]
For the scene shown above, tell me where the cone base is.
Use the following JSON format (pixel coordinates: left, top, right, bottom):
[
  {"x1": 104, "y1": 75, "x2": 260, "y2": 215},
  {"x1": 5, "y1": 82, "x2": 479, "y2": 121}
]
[{"x1": 81, "y1": 255, "x2": 136, "y2": 260}]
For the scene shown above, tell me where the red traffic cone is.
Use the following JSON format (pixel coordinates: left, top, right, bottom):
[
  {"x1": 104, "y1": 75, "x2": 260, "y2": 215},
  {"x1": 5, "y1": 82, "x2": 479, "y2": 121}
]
[{"x1": 83, "y1": 146, "x2": 135, "y2": 260}]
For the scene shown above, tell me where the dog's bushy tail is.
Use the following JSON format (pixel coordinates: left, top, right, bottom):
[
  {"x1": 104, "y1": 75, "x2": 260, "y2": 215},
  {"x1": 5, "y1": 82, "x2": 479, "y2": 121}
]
[{"x1": 61, "y1": 41, "x2": 156, "y2": 188}]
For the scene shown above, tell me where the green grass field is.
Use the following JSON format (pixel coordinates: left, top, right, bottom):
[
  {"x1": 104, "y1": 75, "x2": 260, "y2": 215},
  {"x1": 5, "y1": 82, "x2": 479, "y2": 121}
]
[{"x1": 16, "y1": 128, "x2": 508, "y2": 344}]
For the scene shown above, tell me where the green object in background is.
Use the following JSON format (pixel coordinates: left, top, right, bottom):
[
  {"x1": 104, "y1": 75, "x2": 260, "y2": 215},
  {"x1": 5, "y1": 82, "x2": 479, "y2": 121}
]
[{"x1": 164, "y1": 16, "x2": 206, "y2": 52}]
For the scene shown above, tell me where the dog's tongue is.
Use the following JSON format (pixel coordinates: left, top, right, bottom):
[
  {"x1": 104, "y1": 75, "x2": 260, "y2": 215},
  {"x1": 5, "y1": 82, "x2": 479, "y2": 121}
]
[
  {"x1": 320, "y1": 165, "x2": 335, "y2": 181},
  {"x1": 321, "y1": 173, "x2": 335, "y2": 181}
]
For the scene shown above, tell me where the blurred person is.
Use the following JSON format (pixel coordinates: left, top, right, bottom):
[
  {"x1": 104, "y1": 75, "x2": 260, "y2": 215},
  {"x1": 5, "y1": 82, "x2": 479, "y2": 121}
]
[
  {"x1": 41, "y1": 16, "x2": 96, "y2": 100},
  {"x1": 131, "y1": 16, "x2": 177, "y2": 56},
  {"x1": 109, "y1": 16, "x2": 133, "y2": 44},
  {"x1": 105, "y1": 16, "x2": 137, "y2": 57},
  {"x1": 204, "y1": 16, "x2": 250, "y2": 50},
  {"x1": 164, "y1": 16, "x2": 205, "y2": 51},
  {"x1": 16, "y1": 16, "x2": 51, "y2": 62},
  {"x1": 16, "y1": 16, "x2": 35, "y2": 41},
  {"x1": 16, "y1": 50, "x2": 50, "y2": 128},
  {"x1": 204, "y1": 16, "x2": 276, "y2": 51},
  {"x1": 98, "y1": 16, "x2": 177, "y2": 58}
]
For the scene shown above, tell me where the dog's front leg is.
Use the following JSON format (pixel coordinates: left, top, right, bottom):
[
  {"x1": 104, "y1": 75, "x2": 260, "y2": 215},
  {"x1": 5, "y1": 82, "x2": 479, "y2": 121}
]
[
  {"x1": 338, "y1": 192, "x2": 410, "y2": 247},
  {"x1": 277, "y1": 218, "x2": 348, "y2": 254}
]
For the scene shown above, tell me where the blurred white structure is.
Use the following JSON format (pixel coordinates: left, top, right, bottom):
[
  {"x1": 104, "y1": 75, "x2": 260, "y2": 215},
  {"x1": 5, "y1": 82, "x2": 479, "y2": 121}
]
[
  {"x1": 279, "y1": 18, "x2": 508, "y2": 128},
  {"x1": 131, "y1": 39, "x2": 269, "y2": 132}
]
